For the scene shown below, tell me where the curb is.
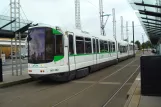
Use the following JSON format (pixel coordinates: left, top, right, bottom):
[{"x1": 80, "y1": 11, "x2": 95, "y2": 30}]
[
  {"x1": 0, "y1": 78, "x2": 34, "y2": 88},
  {"x1": 124, "y1": 74, "x2": 141, "y2": 107}
]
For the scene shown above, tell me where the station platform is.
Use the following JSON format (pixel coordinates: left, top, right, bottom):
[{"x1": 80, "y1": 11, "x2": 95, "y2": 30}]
[
  {"x1": 124, "y1": 72, "x2": 161, "y2": 107},
  {"x1": 2, "y1": 59, "x2": 27, "y2": 66},
  {"x1": 0, "y1": 69, "x2": 32, "y2": 88}
]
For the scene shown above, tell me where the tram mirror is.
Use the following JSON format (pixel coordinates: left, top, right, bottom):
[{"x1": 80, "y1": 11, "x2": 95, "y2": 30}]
[{"x1": 27, "y1": 36, "x2": 32, "y2": 42}]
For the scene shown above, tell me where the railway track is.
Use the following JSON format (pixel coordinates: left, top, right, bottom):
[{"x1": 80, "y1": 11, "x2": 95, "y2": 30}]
[
  {"x1": 52, "y1": 58, "x2": 138, "y2": 107},
  {"x1": 102, "y1": 66, "x2": 140, "y2": 107},
  {"x1": 0, "y1": 57, "x2": 140, "y2": 107}
]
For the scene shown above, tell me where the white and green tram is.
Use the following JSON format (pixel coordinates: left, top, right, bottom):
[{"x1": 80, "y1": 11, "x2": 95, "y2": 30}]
[{"x1": 27, "y1": 25, "x2": 135, "y2": 81}]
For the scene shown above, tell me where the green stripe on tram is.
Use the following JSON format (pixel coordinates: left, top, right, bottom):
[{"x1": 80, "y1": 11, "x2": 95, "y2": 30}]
[
  {"x1": 69, "y1": 51, "x2": 117, "y2": 57},
  {"x1": 52, "y1": 29, "x2": 62, "y2": 35},
  {"x1": 54, "y1": 55, "x2": 64, "y2": 62}
]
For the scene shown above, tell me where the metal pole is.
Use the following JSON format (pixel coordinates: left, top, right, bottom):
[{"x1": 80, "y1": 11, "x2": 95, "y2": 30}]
[
  {"x1": 121, "y1": 16, "x2": 124, "y2": 40},
  {"x1": 132, "y1": 21, "x2": 135, "y2": 56},
  {"x1": 112, "y1": 8, "x2": 118, "y2": 58},
  {"x1": 15, "y1": 35, "x2": 18, "y2": 76},
  {"x1": 75, "y1": 0, "x2": 81, "y2": 30},
  {"x1": 113, "y1": 8, "x2": 116, "y2": 39},
  {"x1": 11, "y1": 38, "x2": 14, "y2": 75},
  {"x1": 126, "y1": 21, "x2": 129, "y2": 42},
  {"x1": 99, "y1": 0, "x2": 104, "y2": 35},
  {"x1": 142, "y1": 34, "x2": 144, "y2": 54},
  {"x1": 19, "y1": 33, "x2": 22, "y2": 75},
  {"x1": 0, "y1": 47, "x2": 1, "y2": 58},
  {"x1": 0, "y1": 58, "x2": 3, "y2": 82},
  {"x1": 126, "y1": 21, "x2": 129, "y2": 55},
  {"x1": 18, "y1": 0, "x2": 22, "y2": 75},
  {"x1": 10, "y1": 0, "x2": 14, "y2": 76},
  {"x1": 14, "y1": 0, "x2": 18, "y2": 76},
  {"x1": 10, "y1": 0, "x2": 12, "y2": 30}
]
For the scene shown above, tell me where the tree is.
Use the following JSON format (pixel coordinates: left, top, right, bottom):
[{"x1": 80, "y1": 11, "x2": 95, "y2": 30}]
[
  {"x1": 135, "y1": 40, "x2": 141, "y2": 50},
  {"x1": 146, "y1": 41, "x2": 152, "y2": 48},
  {"x1": 142, "y1": 41, "x2": 152, "y2": 49}
]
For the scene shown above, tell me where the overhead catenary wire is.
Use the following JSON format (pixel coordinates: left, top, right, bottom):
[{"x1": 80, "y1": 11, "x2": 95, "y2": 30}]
[
  {"x1": 83, "y1": 0, "x2": 99, "y2": 10},
  {"x1": 0, "y1": 5, "x2": 10, "y2": 20},
  {"x1": 0, "y1": 4, "x2": 10, "y2": 15},
  {"x1": 20, "y1": 5, "x2": 29, "y2": 22}
]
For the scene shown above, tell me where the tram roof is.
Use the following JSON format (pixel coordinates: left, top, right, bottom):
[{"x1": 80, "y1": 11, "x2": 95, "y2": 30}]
[
  {"x1": 30, "y1": 24, "x2": 132, "y2": 45},
  {"x1": 30, "y1": 24, "x2": 116, "y2": 42}
]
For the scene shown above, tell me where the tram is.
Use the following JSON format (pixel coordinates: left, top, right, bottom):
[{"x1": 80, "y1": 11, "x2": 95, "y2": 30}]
[{"x1": 27, "y1": 25, "x2": 136, "y2": 81}]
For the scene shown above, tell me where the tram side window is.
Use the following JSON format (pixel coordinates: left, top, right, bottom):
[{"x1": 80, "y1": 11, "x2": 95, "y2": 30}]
[
  {"x1": 120, "y1": 46, "x2": 123, "y2": 53},
  {"x1": 69, "y1": 35, "x2": 74, "y2": 55},
  {"x1": 93, "y1": 39, "x2": 96, "y2": 53},
  {"x1": 125, "y1": 46, "x2": 127, "y2": 52},
  {"x1": 118, "y1": 43, "x2": 120, "y2": 52},
  {"x1": 113, "y1": 42, "x2": 115, "y2": 52},
  {"x1": 55, "y1": 35, "x2": 64, "y2": 55},
  {"x1": 122, "y1": 46, "x2": 124, "y2": 53},
  {"x1": 107, "y1": 41, "x2": 110, "y2": 52},
  {"x1": 123, "y1": 46, "x2": 127, "y2": 53},
  {"x1": 123, "y1": 46, "x2": 125, "y2": 53},
  {"x1": 96, "y1": 39, "x2": 99, "y2": 53},
  {"x1": 104, "y1": 41, "x2": 108, "y2": 52},
  {"x1": 131, "y1": 45, "x2": 133, "y2": 50},
  {"x1": 110, "y1": 42, "x2": 113, "y2": 52},
  {"x1": 85, "y1": 38, "x2": 92, "y2": 53},
  {"x1": 100, "y1": 40, "x2": 104, "y2": 52},
  {"x1": 109, "y1": 42, "x2": 112, "y2": 52},
  {"x1": 109, "y1": 42, "x2": 111, "y2": 52},
  {"x1": 76, "y1": 36, "x2": 84, "y2": 54},
  {"x1": 46, "y1": 28, "x2": 53, "y2": 60},
  {"x1": 120, "y1": 46, "x2": 122, "y2": 53}
]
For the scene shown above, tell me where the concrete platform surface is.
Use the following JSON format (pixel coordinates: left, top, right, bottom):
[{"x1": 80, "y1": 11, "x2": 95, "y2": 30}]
[
  {"x1": 0, "y1": 56, "x2": 140, "y2": 107},
  {"x1": 2, "y1": 59, "x2": 27, "y2": 66},
  {"x1": 138, "y1": 96, "x2": 161, "y2": 107},
  {"x1": 125, "y1": 74, "x2": 161, "y2": 107},
  {"x1": 0, "y1": 70, "x2": 33, "y2": 88}
]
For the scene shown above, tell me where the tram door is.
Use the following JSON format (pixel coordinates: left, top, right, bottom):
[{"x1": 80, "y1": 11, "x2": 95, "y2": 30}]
[{"x1": 68, "y1": 34, "x2": 76, "y2": 71}]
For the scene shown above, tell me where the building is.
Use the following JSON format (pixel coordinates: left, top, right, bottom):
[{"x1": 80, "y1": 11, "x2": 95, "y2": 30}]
[{"x1": 0, "y1": 38, "x2": 26, "y2": 58}]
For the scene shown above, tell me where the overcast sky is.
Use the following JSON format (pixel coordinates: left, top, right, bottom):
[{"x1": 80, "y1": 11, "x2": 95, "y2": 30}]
[{"x1": 1, "y1": 0, "x2": 148, "y2": 42}]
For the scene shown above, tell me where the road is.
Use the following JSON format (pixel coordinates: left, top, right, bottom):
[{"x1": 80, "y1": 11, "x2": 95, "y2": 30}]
[{"x1": 0, "y1": 56, "x2": 140, "y2": 107}]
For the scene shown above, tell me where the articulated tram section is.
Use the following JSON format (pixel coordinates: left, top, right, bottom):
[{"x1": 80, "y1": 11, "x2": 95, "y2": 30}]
[{"x1": 0, "y1": 0, "x2": 161, "y2": 107}]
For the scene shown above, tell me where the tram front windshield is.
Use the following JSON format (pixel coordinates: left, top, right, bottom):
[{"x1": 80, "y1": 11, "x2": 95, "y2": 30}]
[{"x1": 28, "y1": 27, "x2": 63, "y2": 64}]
